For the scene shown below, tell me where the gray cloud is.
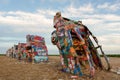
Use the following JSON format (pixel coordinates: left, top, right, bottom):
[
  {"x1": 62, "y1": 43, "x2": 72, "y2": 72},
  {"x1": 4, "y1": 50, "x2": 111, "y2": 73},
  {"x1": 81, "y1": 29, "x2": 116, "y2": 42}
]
[
  {"x1": 97, "y1": 2, "x2": 120, "y2": 11},
  {"x1": 0, "y1": 2, "x2": 120, "y2": 54}
]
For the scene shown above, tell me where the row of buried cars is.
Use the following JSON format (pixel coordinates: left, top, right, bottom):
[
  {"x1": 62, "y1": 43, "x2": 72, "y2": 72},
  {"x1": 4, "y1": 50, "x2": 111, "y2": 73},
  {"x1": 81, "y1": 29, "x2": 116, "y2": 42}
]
[
  {"x1": 6, "y1": 34, "x2": 48, "y2": 63},
  {"x1": 5, "y1": 12, "x2": 111, "y2": 77}
]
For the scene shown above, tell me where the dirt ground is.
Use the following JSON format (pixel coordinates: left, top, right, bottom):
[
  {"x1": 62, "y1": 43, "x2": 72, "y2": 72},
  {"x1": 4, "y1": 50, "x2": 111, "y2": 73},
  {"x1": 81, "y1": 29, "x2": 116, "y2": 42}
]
[{"x1": 0, "y1": 56, "x2": 120, "y2": 80}]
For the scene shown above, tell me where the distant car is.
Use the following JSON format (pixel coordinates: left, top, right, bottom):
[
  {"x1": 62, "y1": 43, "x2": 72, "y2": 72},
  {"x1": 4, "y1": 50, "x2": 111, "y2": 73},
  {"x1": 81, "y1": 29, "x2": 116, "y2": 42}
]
[{"x1": 33, "y1": 45, "x2": 48, "y2": 63}]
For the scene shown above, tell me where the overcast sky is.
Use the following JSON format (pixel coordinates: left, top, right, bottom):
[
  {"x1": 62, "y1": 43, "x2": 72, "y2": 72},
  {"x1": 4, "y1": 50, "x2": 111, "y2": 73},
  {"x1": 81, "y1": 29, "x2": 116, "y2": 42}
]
[{"x1": 0, "y1": 0, "x2": 120, "y2": 54}]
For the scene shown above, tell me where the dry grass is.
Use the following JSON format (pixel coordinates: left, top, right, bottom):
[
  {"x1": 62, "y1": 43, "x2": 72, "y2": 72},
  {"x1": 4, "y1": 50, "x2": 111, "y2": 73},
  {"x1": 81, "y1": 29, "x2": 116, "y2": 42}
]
[{"x1": 0, "y1": 56, "x2": 120, "y2": 80}]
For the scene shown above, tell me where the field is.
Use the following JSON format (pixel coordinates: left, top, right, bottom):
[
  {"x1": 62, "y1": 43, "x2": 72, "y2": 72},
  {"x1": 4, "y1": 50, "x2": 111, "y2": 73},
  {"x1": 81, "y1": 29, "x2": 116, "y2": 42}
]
[{"x1": 0, "y1": 56, "x2": 120, "y2": 80}]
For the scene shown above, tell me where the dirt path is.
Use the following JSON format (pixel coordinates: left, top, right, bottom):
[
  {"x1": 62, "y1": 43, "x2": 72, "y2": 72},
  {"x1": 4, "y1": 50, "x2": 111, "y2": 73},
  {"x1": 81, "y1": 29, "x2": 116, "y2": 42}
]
[{"x1": 0, "y1": 56, "x2": 120, "y2": 80}]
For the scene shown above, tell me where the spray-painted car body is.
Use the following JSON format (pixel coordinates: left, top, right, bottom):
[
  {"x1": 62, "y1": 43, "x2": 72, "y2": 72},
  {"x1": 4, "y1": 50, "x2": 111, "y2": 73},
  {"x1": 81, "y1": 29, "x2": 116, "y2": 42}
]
[
  {"x1": 51, "y1": 12, "x2": 110, "y2": 77},
  {"x1": 26, "y1": 35, "x2": 48, "y2": 63}
]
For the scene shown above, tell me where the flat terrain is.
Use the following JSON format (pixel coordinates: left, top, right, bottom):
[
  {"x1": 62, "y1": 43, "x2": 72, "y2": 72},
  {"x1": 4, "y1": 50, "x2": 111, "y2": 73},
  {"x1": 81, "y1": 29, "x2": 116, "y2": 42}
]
[{"x1": 0, "y1": 56, "x2": 120, "y2": 80}]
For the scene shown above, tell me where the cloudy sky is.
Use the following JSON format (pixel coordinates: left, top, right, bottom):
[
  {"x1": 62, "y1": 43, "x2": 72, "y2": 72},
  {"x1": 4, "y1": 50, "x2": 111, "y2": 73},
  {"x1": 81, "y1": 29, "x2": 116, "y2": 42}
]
[{"x1": 0, "y1": 0, "x2": 120, "y2": 54}]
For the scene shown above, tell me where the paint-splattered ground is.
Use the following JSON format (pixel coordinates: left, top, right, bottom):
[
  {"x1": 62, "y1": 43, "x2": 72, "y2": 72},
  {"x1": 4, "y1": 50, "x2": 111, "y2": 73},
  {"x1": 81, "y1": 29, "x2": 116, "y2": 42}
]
[{"x1": 0, "y1": 56, "x2": 120, "y2": 80}]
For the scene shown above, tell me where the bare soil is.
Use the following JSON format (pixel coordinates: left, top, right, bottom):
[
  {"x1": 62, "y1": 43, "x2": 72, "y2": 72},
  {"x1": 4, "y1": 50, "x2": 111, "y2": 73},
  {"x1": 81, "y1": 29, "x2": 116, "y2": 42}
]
[{"x1": 0, "y1": 56, "x2": 120, "y2": 80}]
